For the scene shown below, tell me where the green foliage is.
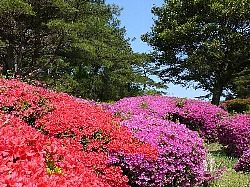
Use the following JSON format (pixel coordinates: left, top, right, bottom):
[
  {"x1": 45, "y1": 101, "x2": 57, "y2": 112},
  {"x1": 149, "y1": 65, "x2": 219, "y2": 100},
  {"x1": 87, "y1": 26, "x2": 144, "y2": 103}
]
[
  {"x1": 45, "y1": 154, "x2": 63, "y2": 175},
  {"x1": 0, "y1": 0, "x2": 163, "y2": 101},
  {"x1": 0, "y1": 0, "x2": 34, "y2": 15},
  {"x1": 206, "y1": 143, "x2": 250, "y2": 187},
  {"x1": 175, "y1": 98, "x2": 187, "y2": 108},
  {"x1": 19, "y1": 100, "x2": 30, "y2": 110},
  {"x1": 227, "y1": 102, "x2": 250, "y2": 114},
  {"x1": 143, "y1": 0, "x2": 250, "y2": 105},
  {"x1": 140, "y1": 102, "x2": 148, "y2": 109},
  {"x1": 133, "y1": 53, "x2": 168, "y2": 95},
  {"x1": 221, "y1": 99, "x2": 250, "y2": 114},
  {"x1": 231, "y1": 67, "x2": 250, "y2": 99}
]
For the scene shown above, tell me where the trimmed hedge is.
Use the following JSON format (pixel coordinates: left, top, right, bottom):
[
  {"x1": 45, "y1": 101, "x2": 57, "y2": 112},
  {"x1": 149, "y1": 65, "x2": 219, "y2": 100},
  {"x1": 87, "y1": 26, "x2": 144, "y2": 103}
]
[{"x1": 220, "y1": 99, "x2": 250, "y2": 114}]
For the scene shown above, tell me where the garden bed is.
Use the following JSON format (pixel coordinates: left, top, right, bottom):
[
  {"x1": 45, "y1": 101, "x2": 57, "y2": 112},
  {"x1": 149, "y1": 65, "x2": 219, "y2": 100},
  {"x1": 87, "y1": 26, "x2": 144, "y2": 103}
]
[{"x1": 1, "y1": 78, "x2": 249, "y2": 186}]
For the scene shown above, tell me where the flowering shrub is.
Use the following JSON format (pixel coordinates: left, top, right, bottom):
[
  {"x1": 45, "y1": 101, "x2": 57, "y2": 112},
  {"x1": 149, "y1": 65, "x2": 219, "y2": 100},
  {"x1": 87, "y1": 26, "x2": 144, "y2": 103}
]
[
  {"x1": 110, "y1": 116, "x2": 214, "y2": 186},
  {"x1": 105, "y1": 95, "x2": 227, "y2": 142},
  {"x1": 5, "y1": 78, "x2": 250, "y2": 185},
  {"x1": 172, "y1": 98, "x2": 227, "y2": 142},
  {"x1": 218, "y1": 114, "x2": 250, "y2": 157},
  {"x1": 0, "y1": 114, "x2": 110, "y2": 186},
  {"x1": 0, "y1": 78, "x2": 158, "y2": 186},
  {"x1": 0, "y1": 78, "x2": 55, "y2": 123},
  {"x1": 105, "y1": 96, "x2": 223, "y2": 186},
  {"x1": 220, "y1": 98, "x2": 250, "y2": 114},
  {"x1": 35, "y1": 92, "x2": 157, "y2": 158},
  {"x1": 234, "y1": 149, "x2": 250, "y2": 172}
]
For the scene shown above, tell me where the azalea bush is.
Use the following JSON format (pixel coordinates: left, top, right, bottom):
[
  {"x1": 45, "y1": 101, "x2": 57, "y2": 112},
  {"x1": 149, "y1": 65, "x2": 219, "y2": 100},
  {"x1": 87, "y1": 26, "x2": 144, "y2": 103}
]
[
  {"x1": 0, "y1": 78, "x2": 158, "y2": 186},
  {"x1": 105, "y1": 96, "x2": 225, "y2": 186},
  {"x1": 166, "y1": 98, "x2": 227, "y2": 142},
  {"x1": 220, "y1": 99, "x2": 250, "y2": 114},
  {"x1": 234, "y1": 149, "x2": 250, "y2": 173},
  {"x1": 0, "y1": 78, "x2": 55, "y2": 122},
  {"x1": 0, "y1": 114, "x2": 114, "y2": 186},
  {"x1": 105, "y1": 95, "x2": 227, "y2": 142},
  {"x1": 218, "y1": 114, "x2": 250, "y2": 157},
  {"x1": 109, "y1": 117, "x2": 214, "y2": 187},
  {"x1": 1, "y1": 78, "x2": 249, "y2": 185}
]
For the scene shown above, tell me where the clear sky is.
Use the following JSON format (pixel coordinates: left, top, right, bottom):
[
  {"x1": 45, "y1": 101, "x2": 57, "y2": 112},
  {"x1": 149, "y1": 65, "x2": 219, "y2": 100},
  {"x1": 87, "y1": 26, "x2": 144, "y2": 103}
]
[{"x1": 106, "y1": 0, "x2": 209, "y2": 100}]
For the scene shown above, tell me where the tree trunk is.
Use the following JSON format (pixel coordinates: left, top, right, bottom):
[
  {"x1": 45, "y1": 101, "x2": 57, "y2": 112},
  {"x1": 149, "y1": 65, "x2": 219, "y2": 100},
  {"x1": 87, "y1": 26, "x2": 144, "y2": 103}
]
[
  {"x1": 211, "y1": 80, "x2": 224, "y2": 106},
  {"x1": 29, "y1": 30, "x2": 41, "y2": 75},
  {"x1": 16, "y1": 43, "x2": 23, "y2": 76},
  {"x1": 3, "y1": 44, "x2": 15, "y2": 76}
]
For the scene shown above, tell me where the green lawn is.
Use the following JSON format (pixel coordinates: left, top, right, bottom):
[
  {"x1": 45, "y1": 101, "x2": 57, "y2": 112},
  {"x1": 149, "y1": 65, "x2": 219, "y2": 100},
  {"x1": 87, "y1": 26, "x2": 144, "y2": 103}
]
[{"x1": 206, "y1": 143, "x2": 250, "y2": 187}]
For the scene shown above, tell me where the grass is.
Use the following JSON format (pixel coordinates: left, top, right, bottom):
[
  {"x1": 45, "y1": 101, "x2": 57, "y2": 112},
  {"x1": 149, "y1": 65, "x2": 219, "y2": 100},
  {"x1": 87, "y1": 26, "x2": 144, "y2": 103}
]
[{"x1": 205, "y1": 143, "x2": 250, "y2": 187}]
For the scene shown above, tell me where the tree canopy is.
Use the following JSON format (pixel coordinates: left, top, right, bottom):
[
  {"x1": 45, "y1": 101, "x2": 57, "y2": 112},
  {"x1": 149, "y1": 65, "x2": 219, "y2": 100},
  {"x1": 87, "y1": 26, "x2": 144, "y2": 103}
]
[
  {"x1": 231, "y1": 67, "x2": 250, "y2": 99},
  {"x1": 143, "y1": 0, "x2": 250, "y2": 105},
  {"x1": 0, "y1": 0, "x2": 164, "y2": 101}
]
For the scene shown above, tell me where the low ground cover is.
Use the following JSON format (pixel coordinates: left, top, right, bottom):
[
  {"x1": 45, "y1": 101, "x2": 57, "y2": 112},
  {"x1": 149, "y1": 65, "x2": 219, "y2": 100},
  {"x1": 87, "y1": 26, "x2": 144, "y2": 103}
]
[{"x1": 206, "y1": 143, "x2": 250, "y2": 187}]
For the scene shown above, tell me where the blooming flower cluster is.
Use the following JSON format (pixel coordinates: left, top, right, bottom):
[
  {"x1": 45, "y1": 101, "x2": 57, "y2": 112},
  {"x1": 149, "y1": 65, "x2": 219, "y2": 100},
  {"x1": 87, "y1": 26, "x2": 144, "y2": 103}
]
[
  {"x1": 0, "y1": 114, "x2": 111, "y2": 186},
  {"x1": 105, "y1": 95, "x2": 223, "y2": 186},
  {"x1": 111, "y1": 117, "x2": 215, "y2": 186},
  {"x1": 105, "y1": 95, "x2": 227, "y2": 142},
  {"x1": 0, "y1": 78, "x2": 54, "y2": 122},
  {"x1": 234, "y1": 149, "x2": 250, "y2": 172},
  {"x1": 105, "y1": 95, "x2": 250, "y2": 174},
  {"x1": 0, "y1": 78, "x2": 157, "y2": 186},
  {"x1": 172, "y1": 98, "x2": 227, "y2": 142},
  {"x1": 218, "y1": 114, "x2": 250, "y2": 157},
  {"x1": 2, "y1": 78, "x2": 249, "y2": 183}
]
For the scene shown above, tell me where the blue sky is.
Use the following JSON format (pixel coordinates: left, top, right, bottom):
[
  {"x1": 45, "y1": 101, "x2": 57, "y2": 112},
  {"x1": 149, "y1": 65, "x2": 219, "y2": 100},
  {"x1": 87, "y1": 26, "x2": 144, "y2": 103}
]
[{"x1": 106, "y1": 0, "x2": 209, "y2": 99}]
